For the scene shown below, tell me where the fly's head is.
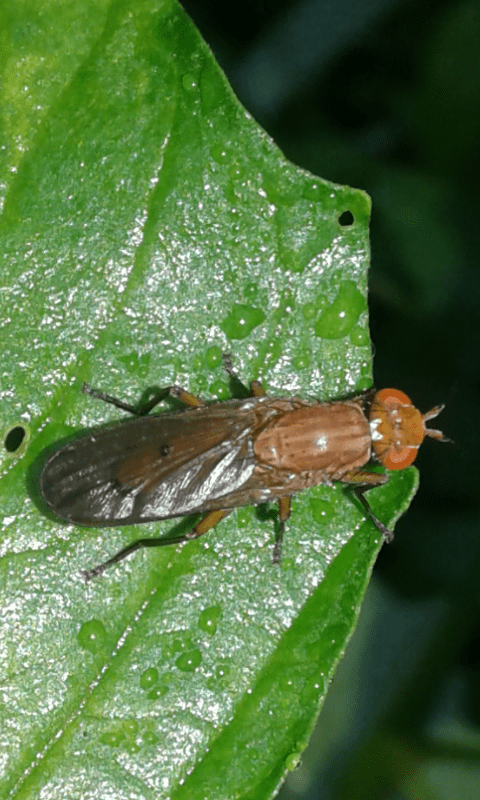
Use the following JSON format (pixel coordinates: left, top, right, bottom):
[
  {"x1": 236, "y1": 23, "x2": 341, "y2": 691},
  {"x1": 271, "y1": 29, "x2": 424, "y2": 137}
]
[{"x1": 369, "y1": 388, "x2": 450, "y2": 469}]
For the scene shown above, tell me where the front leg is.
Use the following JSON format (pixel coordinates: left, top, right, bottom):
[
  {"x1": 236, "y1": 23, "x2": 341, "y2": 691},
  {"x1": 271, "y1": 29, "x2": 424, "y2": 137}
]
[{"x1": 342, "y1": 468, "x2": 393, "y2": 541}]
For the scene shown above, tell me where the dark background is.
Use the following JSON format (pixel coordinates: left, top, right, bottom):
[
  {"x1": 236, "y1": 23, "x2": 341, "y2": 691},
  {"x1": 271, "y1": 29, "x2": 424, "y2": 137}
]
[{"x1": 180, "y1": 1, "x2": 480, "y2": 798}]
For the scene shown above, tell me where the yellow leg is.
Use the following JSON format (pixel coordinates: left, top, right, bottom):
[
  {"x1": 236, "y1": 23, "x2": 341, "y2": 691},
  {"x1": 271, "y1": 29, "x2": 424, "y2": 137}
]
[
  {"x1": 169, "y1": 386, "x2": 205, "y2": 408},
  {"x1": 278, "y1": 496, "x2": 291, "y2": 522},
  {"x1": 188, "y1": 508, "x2": 233, "y2": 539},
  {"x1": 250, "y1": 380, "x2": 266, "y2": 397},
  {"x1": 341, "y1": 468, "x2": 389, "y2": 487}
]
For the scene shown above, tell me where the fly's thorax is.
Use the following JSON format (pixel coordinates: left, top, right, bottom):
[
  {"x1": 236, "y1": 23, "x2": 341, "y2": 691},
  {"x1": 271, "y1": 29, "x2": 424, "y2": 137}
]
[{"x1": 253, "y1": 400, "x2": 371, "y2": 474}]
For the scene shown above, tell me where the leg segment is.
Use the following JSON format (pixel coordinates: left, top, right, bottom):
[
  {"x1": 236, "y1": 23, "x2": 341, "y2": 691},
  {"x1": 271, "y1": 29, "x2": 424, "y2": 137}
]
[
  {"x1": 273, "y1": 496, "x2": 291, "y2": 564},
  {"x1": 250, "y1": 380, "x2": 266, "y2": 397},
  {"x1": 353, "y1": 486, "x2": 394, "y2": 542},
  {"x1": 82, "y1": 382, "x2": 205, "y2": 416},
  {"x1": 342, "y1": 468, "x2": 393, "y2": 541},
  {"x1": 82, "y1": 509, "x2": 233, "y2": 582},
  {"x1": 223, "y1": 353, "x2": 266, "y2": 398},
  {"x1": 187, "y1": 508, "x2": 233, "y2": 538}
]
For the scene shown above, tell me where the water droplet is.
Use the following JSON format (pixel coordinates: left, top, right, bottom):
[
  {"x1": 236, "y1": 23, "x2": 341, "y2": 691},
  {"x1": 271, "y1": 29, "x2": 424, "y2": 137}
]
[
  {"x1": 309, "y1": 497, "x2": 334, "y2": 525},
  {"x1": 100, "y1": 729, "x2": 125, "y2": 748},
  {"x1": 357, "y1": 376, "x2": 372, "y2": 392},
  {"x1": 198, "y1": 605, "x2": 221, "y2": 636},
  {"x1": 243, "y1": 282, "x2": 258, "y2": 299},
  {"x1": 314, "y1": 294, "x2": 328, "y2": 310},
  {"x1": 163, "y1": 637, "x2": 189, "y2": 659},
  {"x1": 176, "y1": 649, "x2": 202, "y2": 673},
  {"x1": 123, "y1": 720, "x2": 138, "y2": 736},
  {"x1": 205, "y1": 345, "x2": 222, "y2": 369},
  {"x1": 314, "y1": 281, "x2": 365, "y2": 339},
  {"x1": 215, "y1": 661, "x2": 231, "y2": 682},
  {"x1": 196, "y1": 374, "x2": 208, "y2": 390},
  {"x1": 142, "y1": 731, "x2": 158, "y2": 746},
  {"x1": 220, "y1": 303, "x2": 265, "y2": 340},
  {"x1": 303, "y1": 182, "x2": 324, "y2": 202},
  {"x1": 77, "y1": 619, "x2": 106, "y2": 654},
  {"x1": 140, "y1": 668, "x2": 159, "y2": 691},
  {"x1": 148, "y1": 685, "x2": 170, "y2": 700},
  {"x1": 117, "y1": 351, "x2": 150, "y2": 377},
  {"x1": 206, "y1": 660, "x2": 231, "y2": 689},
  {"x1": 285, "y1": 751, "x2": 302, "y2": 771},
  {"x1": 350, "y1": 326, "x2": 369, "y2": 346},
  {"x1": 209, "y1": 380, "x2": 229, "y2": 399},
  {"x1": 236, "y1": 507, "x2": 250, "y2": 527},
  {"x1": 181, "y1": 73, "x2": 197, "y2": 91},
  {"x1": 210, "y1": 143, "x2": 229, "y2": 165},
  {"x1": 293, "y1": 351, "x2": 310, "y2": 370},
  {"x1": 302, "y1": 303, "x2": 316, "y2": 321}
]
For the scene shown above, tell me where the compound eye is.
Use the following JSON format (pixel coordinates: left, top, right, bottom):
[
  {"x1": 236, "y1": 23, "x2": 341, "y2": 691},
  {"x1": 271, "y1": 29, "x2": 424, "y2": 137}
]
[
  {"x1": 381, "y1": 444, "x2": 418, "y2": 470},
  {"x1": 374, "y1": 388, "x2": 412, "y2": 407}
]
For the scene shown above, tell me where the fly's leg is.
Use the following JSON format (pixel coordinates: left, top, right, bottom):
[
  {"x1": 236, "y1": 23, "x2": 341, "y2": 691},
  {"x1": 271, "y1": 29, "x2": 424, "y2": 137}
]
[
  {"x1": 342, "y1": 469, "x2": 394, "y2": 541},
  {"x1": 353, "y1": 486, "x2": 394, "y2": 542},
  {"x1": 82, "y1": 382, "x2": 205, "y2": 416},
  {"x1": 273, "y1": 497, "x2": 291, "y2": 564},
  {"x1": 81, "y1": 534, "x2": 193, "y2": 582},
  {"x1": 186, "y1": 509, "x2": 233, "y2": 539},
  {"x1": 223, "y1": 353, "x2": 266, "y2": 397},
  {"x1": 251, "y1": 380, "x2": 266, "y2": 397},
  {"x1": 82, "y1": 509, "x2": 233, "y2": 582}
]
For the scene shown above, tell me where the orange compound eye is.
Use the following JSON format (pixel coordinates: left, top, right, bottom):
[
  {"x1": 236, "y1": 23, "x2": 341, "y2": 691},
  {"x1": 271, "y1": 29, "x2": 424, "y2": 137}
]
[
  {"x1": 374, "y1": 388, "x2": 413, "y2": 407},
  {"x1": 380, "y1": 444, "x2": 419, "y2": 470}
]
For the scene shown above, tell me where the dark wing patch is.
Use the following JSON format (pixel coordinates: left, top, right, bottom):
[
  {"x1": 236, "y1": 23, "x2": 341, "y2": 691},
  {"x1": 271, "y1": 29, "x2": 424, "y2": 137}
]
[
  {"x1": 40, "y1": 401, "x2": 258, "y2": 526},
  {"x1": 116, "y1": 444, "x2": 171, "y2": 492}
]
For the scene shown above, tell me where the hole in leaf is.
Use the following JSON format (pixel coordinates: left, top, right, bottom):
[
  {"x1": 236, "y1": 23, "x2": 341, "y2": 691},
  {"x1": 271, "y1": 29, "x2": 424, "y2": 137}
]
[
  {"x1": 338, "y1": 210, "x2": 354, "y2": 226},
  {"x1": 4, "y1": 426, "x2": 26, "y2": 452}
]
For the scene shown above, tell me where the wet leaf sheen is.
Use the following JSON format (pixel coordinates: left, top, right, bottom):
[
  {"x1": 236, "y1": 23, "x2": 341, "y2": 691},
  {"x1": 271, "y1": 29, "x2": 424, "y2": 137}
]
[{"x1": 0, "y1": 2, "x2": 417, "y2": 799}]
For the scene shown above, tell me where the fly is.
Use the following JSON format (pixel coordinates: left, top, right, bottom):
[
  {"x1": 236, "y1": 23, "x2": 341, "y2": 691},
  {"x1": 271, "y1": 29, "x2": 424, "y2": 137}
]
[{"x1": 40, "y1": 358, "x2": 450, "y2": 580}]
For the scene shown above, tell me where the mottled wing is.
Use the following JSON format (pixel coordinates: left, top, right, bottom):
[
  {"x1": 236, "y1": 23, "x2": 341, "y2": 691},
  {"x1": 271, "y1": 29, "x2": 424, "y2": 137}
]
[{"x1": 40, "y1": 401, "x2": 258, "y2": 526}]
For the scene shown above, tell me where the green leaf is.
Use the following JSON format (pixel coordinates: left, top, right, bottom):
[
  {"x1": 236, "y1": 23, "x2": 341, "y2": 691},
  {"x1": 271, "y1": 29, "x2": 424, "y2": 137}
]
[{"x1": 0, "y1": 2, "x2": 417, "y2": 798}]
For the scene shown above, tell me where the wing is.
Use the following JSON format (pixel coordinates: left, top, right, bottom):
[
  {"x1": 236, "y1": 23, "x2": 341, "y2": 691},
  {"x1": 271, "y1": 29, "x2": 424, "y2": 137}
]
[{"x1": 40, "y1": 400, "x2": 259, "y2": 526}]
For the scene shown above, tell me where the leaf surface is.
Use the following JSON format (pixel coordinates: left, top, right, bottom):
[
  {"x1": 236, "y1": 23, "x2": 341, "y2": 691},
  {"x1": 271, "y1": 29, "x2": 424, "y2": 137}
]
[{"x1": 0, "y1": 2, "x2": 417, "y2": 798}]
